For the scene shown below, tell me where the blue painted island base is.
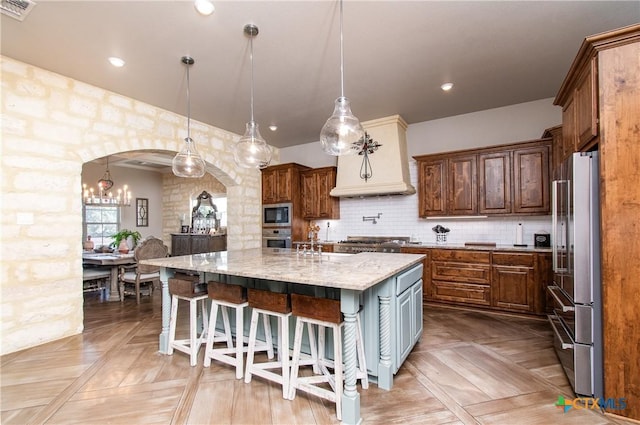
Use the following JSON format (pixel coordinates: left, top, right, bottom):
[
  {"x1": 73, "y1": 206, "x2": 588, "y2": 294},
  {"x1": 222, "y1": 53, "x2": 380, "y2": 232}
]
[{"x1": 144, "y1": 249, "x2": 425, "y2": 425}]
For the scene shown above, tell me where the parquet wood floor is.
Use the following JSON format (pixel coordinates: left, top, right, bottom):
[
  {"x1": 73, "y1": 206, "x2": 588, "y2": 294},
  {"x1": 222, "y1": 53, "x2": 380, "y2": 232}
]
[{"x1": 1, "y1": 291, "x2": 633, "y2": 424}]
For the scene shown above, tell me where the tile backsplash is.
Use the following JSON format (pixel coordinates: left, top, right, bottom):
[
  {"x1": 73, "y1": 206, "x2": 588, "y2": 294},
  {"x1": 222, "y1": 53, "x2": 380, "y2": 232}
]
[{"x1": 317, "y1": 162, "x2": 551, "y2": 246}]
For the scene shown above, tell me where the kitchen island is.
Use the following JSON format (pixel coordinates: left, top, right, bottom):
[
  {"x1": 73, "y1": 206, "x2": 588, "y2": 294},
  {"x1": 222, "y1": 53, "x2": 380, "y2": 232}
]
[{"x1": 140, "y1": 248, "x2": 425, "y2": 425}]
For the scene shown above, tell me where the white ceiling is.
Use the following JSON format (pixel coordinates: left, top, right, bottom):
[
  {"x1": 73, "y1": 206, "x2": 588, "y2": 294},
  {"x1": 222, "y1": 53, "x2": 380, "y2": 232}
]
[{"x1": 2, "y1": 0, "x2": 639, "y2": 156}]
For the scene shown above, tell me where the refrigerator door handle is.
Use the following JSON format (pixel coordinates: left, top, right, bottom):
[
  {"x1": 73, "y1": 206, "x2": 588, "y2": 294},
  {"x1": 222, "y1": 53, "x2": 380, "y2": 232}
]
[
  {"x1": 552, "y1": 180, "x2": 558, "y2": 271},
  {"x1": 548, "y1": 314, "x2": 574, "y2": 350},
  {"x1": 548, "y1": 285, "x2": 575, "y2": 312},
  {"x1": 565, "y1": 178, "x2": 572, "y2": 273},
  {"x1": 552, "y1": 180, "x2": 568, "y2": 273}
]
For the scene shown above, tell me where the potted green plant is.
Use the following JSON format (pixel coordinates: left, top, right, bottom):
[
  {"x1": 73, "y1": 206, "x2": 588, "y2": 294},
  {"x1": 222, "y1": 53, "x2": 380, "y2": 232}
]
[{"x1": 111, "y1": 229, "x2": 142, "y2": 253}]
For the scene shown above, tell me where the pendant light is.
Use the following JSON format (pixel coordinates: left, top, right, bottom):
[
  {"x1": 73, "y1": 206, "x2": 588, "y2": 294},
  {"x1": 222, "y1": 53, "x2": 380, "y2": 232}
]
[
  {"x1": 172, "y1": 56, "x2": 206, "y2": 178},
  {"x1": 234, "y1": 24, "x2": 272, "y2": 169},
  {"x1": 320, "y1": 0, "x2": 364, "y2": 156}
]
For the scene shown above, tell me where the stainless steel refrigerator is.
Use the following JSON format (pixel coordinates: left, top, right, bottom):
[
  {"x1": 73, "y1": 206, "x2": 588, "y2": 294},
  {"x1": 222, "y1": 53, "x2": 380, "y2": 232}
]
[{"x1": 548, "y1": 151, "x2": 603, "y2": 399}]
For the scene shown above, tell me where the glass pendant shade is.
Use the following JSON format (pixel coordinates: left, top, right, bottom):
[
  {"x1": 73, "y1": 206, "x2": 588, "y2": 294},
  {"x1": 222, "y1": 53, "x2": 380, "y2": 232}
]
[
  {"x1": 233, "y1": 24, "x2": 272, "y2": 169},
  {"x1": 234, "y1": 121, "x2": 272, "y2": 169},
  {"x1": 172, "y1": 55, "x2": 206, "y2": 178},
  {"x1": 172, "y1": 137, "x2": 206, "y2": 178},
  {"x1": 320, "y1": 96, "x2": 365, "y2": 156}
]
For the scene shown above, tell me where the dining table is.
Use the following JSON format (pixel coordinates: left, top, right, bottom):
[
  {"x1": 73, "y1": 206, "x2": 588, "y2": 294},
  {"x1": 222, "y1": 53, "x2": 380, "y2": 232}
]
[{"x1": 82, "y1": 252, "x2": 136, "y2": 301}]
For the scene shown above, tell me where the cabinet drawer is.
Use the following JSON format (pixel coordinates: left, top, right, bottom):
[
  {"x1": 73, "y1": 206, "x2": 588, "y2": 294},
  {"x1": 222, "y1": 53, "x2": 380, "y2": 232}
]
[
  {"x1": 431, "y1": 249, "x2": 490, "y2": 263},
  {"x1": 432, "y1": 261, "x2": 491, "y2": 284},
  {"x1": 400, "y1": 247, "x2": 430, "y2": 256},
  {"x1": 396, "y1": 264, "x2": 423, "y2": 295},
  {"x1": 432, "y1": 281, "x2": 491, "y2": 306},
  {"x1": 321, "y1": 244, "x2": 334, "y2": 253},
  {"x1": 492, "y1": 252, "x2": 535, "y2": 267}
]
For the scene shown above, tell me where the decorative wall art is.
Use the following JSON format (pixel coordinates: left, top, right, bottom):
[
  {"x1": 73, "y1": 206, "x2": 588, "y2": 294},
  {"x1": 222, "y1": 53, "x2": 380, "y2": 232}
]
[{"x1": 136, "y1": 198, "x2": 149, "y2": 227}]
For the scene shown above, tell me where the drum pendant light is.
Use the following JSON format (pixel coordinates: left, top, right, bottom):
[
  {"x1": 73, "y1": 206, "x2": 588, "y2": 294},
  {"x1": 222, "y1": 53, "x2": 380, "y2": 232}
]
[
  {"x1": 320, "y1": 0, "x2": 364, "y2": 156},
  {"x1": 233, "y1": 24, "x2": 272, "y2": 169},
  {"x1": 172, "y1": 56, "x2": 206, "y2": 178}
]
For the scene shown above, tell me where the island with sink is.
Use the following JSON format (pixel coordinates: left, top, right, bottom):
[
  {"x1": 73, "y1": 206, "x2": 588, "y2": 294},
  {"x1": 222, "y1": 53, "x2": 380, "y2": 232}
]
[{"x1": 140, "y1": 247, "x2": 425, "y2": 425}]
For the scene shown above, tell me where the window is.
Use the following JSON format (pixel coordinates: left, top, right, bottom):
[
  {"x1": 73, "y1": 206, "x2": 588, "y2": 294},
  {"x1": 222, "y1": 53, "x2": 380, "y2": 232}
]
[
  {"x1": 84, "y1": 206, "x2": 120, "y2": 248},
  {"x1": 213, "y1": 196, "x2": 227, "y2": 228}
]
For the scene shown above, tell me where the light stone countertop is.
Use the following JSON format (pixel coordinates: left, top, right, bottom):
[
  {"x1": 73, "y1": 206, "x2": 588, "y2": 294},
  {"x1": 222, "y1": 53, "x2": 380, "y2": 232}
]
[{"x1": 140, "y1": 248, "x2": 425, "y2": 291}]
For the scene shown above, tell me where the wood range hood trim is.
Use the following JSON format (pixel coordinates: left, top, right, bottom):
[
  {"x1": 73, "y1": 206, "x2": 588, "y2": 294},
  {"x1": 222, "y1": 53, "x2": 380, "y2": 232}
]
[{"x1": 330, "y1": 114, "x2": 416, "y2": 198}]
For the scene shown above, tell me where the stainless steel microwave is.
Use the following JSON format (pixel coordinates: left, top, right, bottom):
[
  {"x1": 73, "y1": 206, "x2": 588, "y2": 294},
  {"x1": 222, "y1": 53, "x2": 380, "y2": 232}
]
[{"x1": 262, "y1": 203, "x2": 292, "y2": 227}]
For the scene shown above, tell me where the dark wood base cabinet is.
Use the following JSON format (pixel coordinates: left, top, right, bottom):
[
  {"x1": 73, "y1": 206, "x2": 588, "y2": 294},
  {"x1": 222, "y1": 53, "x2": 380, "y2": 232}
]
[
  {"x1": 491, "y1": 252, "x2": 539, "y2": 313},
  {"x1": 171, "y1": 234, "x2": 227, "y2": 256},
  {"x1": 401, "y1": 246, "x2": 551, "y2": 315},
  {"x1": 431, "y1": 249, "x2": 492, "y2": 306}
]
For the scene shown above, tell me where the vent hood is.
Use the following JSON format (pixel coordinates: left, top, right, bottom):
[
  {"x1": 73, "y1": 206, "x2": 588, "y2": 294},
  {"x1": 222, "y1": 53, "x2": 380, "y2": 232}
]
[{"x1": 330, "y1": 115, "x2": 416, "y2": 197}]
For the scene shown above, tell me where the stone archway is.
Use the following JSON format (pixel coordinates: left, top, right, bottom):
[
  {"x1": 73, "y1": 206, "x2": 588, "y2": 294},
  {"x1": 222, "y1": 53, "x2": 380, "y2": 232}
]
[{"x1": 1, "y1": 56, "x2": 268, "y2": 355}]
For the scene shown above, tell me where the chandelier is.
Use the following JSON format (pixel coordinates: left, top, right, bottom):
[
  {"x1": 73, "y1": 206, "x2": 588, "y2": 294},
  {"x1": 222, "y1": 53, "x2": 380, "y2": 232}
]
[{"x1": 82, "y1": 157, "x2": 132, "y2": 206}]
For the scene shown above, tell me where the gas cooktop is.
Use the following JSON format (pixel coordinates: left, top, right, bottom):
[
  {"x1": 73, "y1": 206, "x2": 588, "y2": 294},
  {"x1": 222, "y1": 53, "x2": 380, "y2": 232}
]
[
  {"x1": 337, "y1": 236, "x2": 410, "y2": 244},
  {"x1": 334, "y1": 236, "x2": 410, "y2": 253}
]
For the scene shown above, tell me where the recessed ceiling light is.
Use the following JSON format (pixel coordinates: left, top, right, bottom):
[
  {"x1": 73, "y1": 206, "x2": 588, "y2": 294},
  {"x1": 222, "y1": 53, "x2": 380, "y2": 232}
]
[
  {"x1": 194, "y1": 0, "x2": 215, "y2": 16},
  {"x1": 269, "y1": 125, "x2": 278, "y2": 132},
  {"x1": 108, "y1": 57, "x2": 125, "y2": 68},
  {"x1": 441, "y1": 82, "x2": 454, "y2": 91}
]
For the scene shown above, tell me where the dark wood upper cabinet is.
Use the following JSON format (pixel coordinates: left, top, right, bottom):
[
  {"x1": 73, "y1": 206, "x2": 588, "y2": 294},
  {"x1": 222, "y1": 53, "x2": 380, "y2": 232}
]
[
  {"x1": 261, "y1": 163, "x2": 310, "y2": 204},
  {"x1": 561, "y1": 96, "x2": 577, "y2": 156},
  {"x1": 575, "y1": 58, "x2": 598, "y2": 151},
  {"x1": 478, "y1": 151, "x2": 511, "y2": 215},
  {"x1": 448, "y1": 154, "x2": 477, "y2": 215},
  {"x1": 415, "y1": 139, "x2": 551, "y2": 217},
  {"x1": 300, "y1": 166, "x2": 339, "y2": 220},
  {"x1": 315, "y1": 167, "x2": 339, "y2": 219},
  {"x1": 417, "y1": 159, "x2": 447, "y2": 217},
  {"x1": 262, "y1": 169, "x2": 278, "y2": 204},
  {"x1": 300, "y1": 172, "x2": 315, "y2": 218},
  {"x1": 513, "y1": 144, "x2": 550, "y2": 214},
  {"x1": 543, "y1": 125, "x2": 564, "y2": 180}
]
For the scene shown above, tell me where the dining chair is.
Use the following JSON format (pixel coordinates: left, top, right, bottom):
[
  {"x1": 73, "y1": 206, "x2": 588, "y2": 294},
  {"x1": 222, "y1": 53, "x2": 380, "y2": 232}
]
[{"x1": 119, "y1": 236, "x2": 168, "y2": 304}]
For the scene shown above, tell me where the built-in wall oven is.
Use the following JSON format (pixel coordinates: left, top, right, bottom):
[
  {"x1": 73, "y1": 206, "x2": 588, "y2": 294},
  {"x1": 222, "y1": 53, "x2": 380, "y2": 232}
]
[
  {"x1": 262, "y1": 203, "x2": 292, "y2": 227},
  {"x1": 548, "y1": 151, "x2": 602, "y2": 399},
  {"x1": 262, "y1": 228, "x2": 292, "y2": 249}
]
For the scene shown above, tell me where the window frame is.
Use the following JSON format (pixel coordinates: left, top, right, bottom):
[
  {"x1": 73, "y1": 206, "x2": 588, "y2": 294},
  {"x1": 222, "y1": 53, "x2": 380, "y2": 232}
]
[{"x1": 83, "y1": 205, "x2": 121, "y2": 248}]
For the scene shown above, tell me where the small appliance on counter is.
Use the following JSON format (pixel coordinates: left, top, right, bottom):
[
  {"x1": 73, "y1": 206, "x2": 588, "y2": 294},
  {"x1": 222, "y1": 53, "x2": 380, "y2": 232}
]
[{"x1": 534, "y1": 232, "x2": 550, "y2": 247}]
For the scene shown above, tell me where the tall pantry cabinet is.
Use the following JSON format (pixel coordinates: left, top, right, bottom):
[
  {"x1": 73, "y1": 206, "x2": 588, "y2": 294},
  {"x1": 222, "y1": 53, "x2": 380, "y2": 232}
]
[{"x1": 554, "y1": 24, "x2": 640, "y2": 420}]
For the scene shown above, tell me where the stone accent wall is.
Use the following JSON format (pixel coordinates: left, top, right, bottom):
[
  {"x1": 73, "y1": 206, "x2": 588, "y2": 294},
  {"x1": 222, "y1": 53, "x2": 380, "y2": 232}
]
[
  {"x1": 0, "y1": 56, "x2": 274, "y2": 355},
  {"x1": 162, "y1": 172, "x2": 226, "y2": 249}
]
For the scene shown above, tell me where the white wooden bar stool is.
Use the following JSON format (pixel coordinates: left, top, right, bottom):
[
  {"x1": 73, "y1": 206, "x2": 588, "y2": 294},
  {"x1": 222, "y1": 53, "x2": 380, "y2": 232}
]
[
  {"x1": 244, "y1": 288, "x2": 292, "y2": 398},
  {"x1": 288, "y1": 293, "x2": 368, "y2": 421},
  {"x1": 167, "y1": 276, "x2": 209, "y2": 367},
  {"x1": 203, "y1": 281, "x2": 250, "y2": 379}
]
